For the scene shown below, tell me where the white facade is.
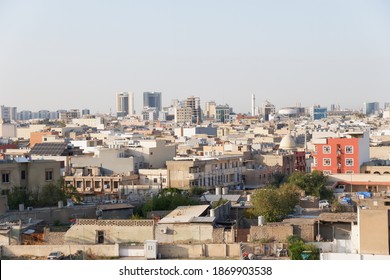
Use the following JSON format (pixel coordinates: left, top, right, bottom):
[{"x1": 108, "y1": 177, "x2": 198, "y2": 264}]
[
  {"x1": 71, "y1": 117, "x2": 106, "y2": 130},
  {"x1": 0, "y1": 123, "x2": 17, "y2": 138}
]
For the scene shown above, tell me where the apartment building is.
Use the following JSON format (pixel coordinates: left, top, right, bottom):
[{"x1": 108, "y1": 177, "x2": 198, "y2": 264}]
[
  {"x1": 166, "y1": 155, "x2": 245, "y2": 190},
  {"x1": 312, "y1": 132, "x2": 370, "y2": 175},
  {"x1": 0, "y1": 159, "x2": 61, "y2": 194}
]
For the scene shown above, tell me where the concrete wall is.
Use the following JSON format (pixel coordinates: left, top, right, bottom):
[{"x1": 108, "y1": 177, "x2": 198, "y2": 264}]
[
  {"x1": 321, "y1": 253, "x2": 390, "y2": 260},
  {"x1": 0, "y1": 123, "x2": 16, "y2": 138},
  {"x1": 1, "y1": 244, "x2": 119, "y2": 258},
  {"x1": 3, "y1": 206, "x2": 96, "y2": 224},
  {"x1": 370, "y1": 146, "x2": 390, "y2": 160},
  {"x1": 64, "y1": 219, "x2": 154, "y2": 244},
  {"x1": 158, "y1": 243, "x2": 240, "y2": 259},
  {"x1": 212, "y1": 227, "x2": 225, "y2": 243},
  {"x1": 155, "y1": 223, "x2": 214, "y2": 244},
  {"x1": 359, "y1": 209, "x2": 389, "y2": 255},
  {"x1": 0, "y1": 195, "x2": 8, "y2": 215},
  {"x1": 250, "y1": 224, "x2": 293, "y2": 242},
  {"x1": 293, "y1": 224, "x2": 315, "y2": 242},
  {"x1": 70, "y1": 149, "x2": 135, "y2": 175}
]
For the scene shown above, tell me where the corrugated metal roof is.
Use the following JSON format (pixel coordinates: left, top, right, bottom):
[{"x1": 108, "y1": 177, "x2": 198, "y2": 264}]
[
  {"x1": 191, "y1": 216, "x2": 215, "y2": 223},
  {"x1": 201, "y1": 194, "x2": 241, "y2": 203},
  {"x1": 30, "y1": 142, "x2": 68, "y2": 156}
]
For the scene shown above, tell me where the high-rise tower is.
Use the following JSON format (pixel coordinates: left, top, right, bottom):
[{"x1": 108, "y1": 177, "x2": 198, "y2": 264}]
[
  {"x1": 116, "y1": 92, "x2": 134, "y2": 117},
  {"x1": 251, "y1": 94, "x2": 256, "y2": 116},
  {"x1": 143, "y1": 92, "x2": 162, "y2": 112}
]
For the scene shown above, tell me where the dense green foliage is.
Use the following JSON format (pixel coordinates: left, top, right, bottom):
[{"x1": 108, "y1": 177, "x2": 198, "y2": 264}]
[
  {"x1": 287, "y1": 171, "x2": 333, "y2": 200},
  {"x1": 4, "y1": 180, "x2": 80, "y2": 209},
  {"x1": 140, "y1": 188, "x2": 200, "y2": 217},
  {"x1": 250, "y1": 183, "x2": 301, "y2": 222},
  {"x1": 287, "y1": 235, "x2": 320, "y2": 260}
]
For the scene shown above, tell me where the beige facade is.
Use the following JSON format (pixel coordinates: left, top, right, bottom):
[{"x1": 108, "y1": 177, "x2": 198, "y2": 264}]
[
  {"x1": 64, "y1": 174, "x2": 137, "y2": 196},
  {"x1": 64, "y1": 219, "x2": 154, "y2": 244},
  {"x1": 127, "y1": 139, "x2": 176, "y2": 169},
  {"x1": 16, "y1": 124, "x2": 46, "y2": 140},
  {"x1": 250, "y1": 224, "x2": 294, "y2": 242},
  {"x1": 361, "y1": 165, "x2": 390, "y2": 175},
  {"x1": 155, "y1": 223, "x2": 215, "y2": 244},
  {"x1": 243, "y1": 166, "x2": 281, "y2": 187},
  {"x1": 166, "y1": 155, "x2": 245, "y2": 190},
  {"x1": 255, "y1": 153, "x2": 296, "y2": 175},
  {"x1": 359, "y1": 199, "x2": 390, "y2": 255},
  {"x1": 70, "y1": 148, "x2": 136, "y2": 175},
  {"x1": 0, "y1": 160, "x2": 61, "y2": 194},
  {"x1": 0, "y1": 123, "x2": 16, "y2": 138},
  {"x1": 139, "y1": 169, "x2": 168, "y2": 188},
  {"x1": 174, "y1": 107, "x2": 193, "y2": 124}
]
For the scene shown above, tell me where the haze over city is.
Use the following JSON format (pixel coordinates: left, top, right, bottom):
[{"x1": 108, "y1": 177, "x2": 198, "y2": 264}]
[{"x1": 1, "y1": 0, "x2": 390, "y2": 113}]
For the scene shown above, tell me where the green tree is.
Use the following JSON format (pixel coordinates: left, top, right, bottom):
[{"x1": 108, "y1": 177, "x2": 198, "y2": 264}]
[
  {"x1": 141, "y1": 188, "x2": 199, "y2": 217},
  {"x1": 271, "y1": 171, "x2": 288, "y2": 187},
  {"x1": 4, "y1": 187, "x2": 32, "y2": 210},
  {"x1": 5, "y1": 179, "x2": 81, "y2": 209},
  {"x1": 287, "y1": 235, "x2": 320, "y2": 260},
  {"x1": 211, "y1": 198, "x2": 229, "y2": 209},
  {"x1": 287, "y1": 171, "x2": 333, "y2": 200},
  {"x1": 250, "y1": 183, "x2": 301, "y2": 222}
]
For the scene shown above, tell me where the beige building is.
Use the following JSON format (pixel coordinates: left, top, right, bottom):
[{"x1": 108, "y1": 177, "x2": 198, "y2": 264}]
[
  {"x1": 0, "y1": 123, "x2": 16, "y2": 138},
  {"x1": 166, "y1": 155, "x2": 245, "y2": 190},
  {"x1": 64, "y1": 219, "x2": 154, "y2": 244},
  {"x1": 126, "y1": 139, "x2": 177, "y2": 169},
  {"x1": 358, "y1": 198, "x2": 390, "y2": 255},
  {"x1": 64, "y1": 165, "x2": 138, "y2": 197},
  {"x1": 70, "y1": 148, "x2": 137, "y2": 175},
  {"x1": 174, "y1": 106, "x2": 193, "y2": 124},
  {"x1": 0, "y1": 160, "x2": 61, "y2": 194},
  {"x1": 156, "y1": 205, "x2": 216, "y2": 244},
  {"x1": 138, "y1": 169, "x2": 168, "y2": 188}
]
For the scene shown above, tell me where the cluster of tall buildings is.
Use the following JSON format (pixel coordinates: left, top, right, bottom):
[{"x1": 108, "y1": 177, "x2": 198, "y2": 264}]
[
  {"x1": 0, "y1": 105, "x2": 90, "y2": 122},
  {"x1": 115, "y1": 92, "x2": 233, "y2": 124}
]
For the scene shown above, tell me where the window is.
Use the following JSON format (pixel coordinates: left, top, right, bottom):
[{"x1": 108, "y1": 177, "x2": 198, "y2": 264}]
[
  {"x1": 345, "y1": 146, "x2": 353, "y2": 154},
  {"x1": 313, "y1": 158, "x2": 318, "y2": 167},
  {"x1": 323, "y1": 170, "x2": 331, "y2": 175},
  {"x1": 345, "y1": 158, "x2": 354, "y2": 166},
  {"x1": 97, "y1": 230, "x2": 104, "y2": 244},
  {"x1": 323, "y1": 158, "x2": 331, "y2": 166},
  {"x1": 1, "y1": 172, "x2": 10, "y2": 183},
  {"x1": 323, "y1": 146, "x2": 331, "y2": 154},
  {"x1": 21, "y1": 170, "x2": 26, "y2": 180},
  {"x1": 153, "y1": 178, "x2": 158, "y2": 183},
  {"x1": 45, "y1": 169, "x2": 53, "y2": 181}
]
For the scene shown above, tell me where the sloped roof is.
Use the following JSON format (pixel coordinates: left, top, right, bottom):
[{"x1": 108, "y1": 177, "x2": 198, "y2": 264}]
[
  {"x1": 200, "y1": 194, "x2": 241, "y2": 203},
  {"x1": 30, "y1": 142, "x2": 68, "y2": 156},
  {"x1": 158, "y1": 205, "x2": 210, "y2": 224},
  {"x1": 319, "y1": 212, "x2": 357, "y2": 223}
]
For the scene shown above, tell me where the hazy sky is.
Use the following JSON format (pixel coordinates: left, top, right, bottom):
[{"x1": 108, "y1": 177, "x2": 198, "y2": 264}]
[{"x1": 1, "y1": 0, "x2": 390, "y2": 114}]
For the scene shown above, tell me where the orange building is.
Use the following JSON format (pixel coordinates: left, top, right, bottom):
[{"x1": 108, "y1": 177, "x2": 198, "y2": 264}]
[
  {"x1": 312, "y1": 132, "x2": 370, "y2": 175},
  {"x1": 29, "y1": 131, "x2": 60, "y2": 147}
]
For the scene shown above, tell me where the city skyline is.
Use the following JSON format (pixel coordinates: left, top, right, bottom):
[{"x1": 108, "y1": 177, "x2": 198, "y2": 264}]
[{"x1": 1, "y1": 1, "x2": 390, "y2": 113}]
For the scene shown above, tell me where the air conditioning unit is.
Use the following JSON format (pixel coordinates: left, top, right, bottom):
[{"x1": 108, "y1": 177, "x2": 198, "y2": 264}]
[{"x1": 160, "y1": 227, "x2": 168, "y2": 234}]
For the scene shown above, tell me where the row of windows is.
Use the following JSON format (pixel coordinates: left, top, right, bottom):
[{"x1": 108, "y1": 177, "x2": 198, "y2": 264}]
[
  {"x1": 1, "y1": 170, "x2": 53, "y2": 183},
  {"x1": 322, "y1": 145, "x2": 354, "y2": 154},
  {"x1": 314, "y1": 158, "x2": 354, "y2": 166}
]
